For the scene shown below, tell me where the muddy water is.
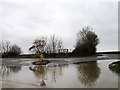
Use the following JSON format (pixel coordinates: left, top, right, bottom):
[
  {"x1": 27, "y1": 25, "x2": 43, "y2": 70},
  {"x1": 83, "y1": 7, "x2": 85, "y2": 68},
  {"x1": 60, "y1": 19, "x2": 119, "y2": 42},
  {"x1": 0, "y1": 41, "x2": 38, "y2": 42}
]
[{"x1": 0, "y1": 58, "x2": 119, "y2": 88}]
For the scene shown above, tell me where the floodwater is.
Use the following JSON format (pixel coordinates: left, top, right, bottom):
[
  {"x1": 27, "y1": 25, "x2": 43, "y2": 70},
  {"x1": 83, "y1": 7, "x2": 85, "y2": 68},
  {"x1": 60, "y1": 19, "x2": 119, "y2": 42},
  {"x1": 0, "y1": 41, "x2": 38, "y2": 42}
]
[{"x1": 0, "y1": 56, "x2": 119, "y2": 88}]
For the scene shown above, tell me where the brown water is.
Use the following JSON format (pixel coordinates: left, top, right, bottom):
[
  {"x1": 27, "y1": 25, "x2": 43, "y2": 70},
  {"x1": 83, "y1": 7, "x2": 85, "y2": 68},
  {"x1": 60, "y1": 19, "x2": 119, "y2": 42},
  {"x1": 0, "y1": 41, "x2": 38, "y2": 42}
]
[{"x1": 0, "y1": 58, "x2": 119, "y2": 88}]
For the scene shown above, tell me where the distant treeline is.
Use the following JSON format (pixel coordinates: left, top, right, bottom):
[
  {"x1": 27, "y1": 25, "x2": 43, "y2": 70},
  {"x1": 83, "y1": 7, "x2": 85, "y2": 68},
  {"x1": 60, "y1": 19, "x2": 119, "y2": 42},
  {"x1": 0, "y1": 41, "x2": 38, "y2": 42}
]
[
  {"x1": 19, "y1": 51, "x2": 120, "y2": 58},
  {"x1": 19, "y1": 53, "x2": 73, "y2": 58},
  {"x1": 96, "y1": 51, "x2": 120, "y2": 54},
  {"x1": 1, "y1": 51, "x2": 120, "y2": 58},
  {"x1": 0, "y1": 41, "x2": 22, "y2": 58}
]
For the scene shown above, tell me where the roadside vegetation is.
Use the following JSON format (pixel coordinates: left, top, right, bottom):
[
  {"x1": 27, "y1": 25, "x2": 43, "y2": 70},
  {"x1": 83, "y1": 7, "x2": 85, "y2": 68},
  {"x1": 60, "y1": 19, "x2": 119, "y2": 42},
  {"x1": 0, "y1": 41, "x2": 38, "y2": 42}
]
[
  {"x1": 1, "y1": 26, "x2": 100, "y2": 58},
  {"x1": 109, "y1": 61, "x2": 120, "y2": 75},
  {"x1": 0, "y1": 41, "x2": 21, "y2": 58},
  {"x1": 72, "y1": 26, "x2": 100, "y2": 56}
]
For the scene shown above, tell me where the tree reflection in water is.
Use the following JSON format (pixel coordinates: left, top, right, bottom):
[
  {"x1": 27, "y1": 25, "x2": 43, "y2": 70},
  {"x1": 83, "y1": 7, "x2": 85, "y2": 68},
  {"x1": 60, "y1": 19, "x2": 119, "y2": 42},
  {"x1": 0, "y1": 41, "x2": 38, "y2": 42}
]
[
  {"x1": 47, "y1": 65, "x2": 65, "y2": 83},
  {"x1": 0, "y1": 66, "x2": 21, "y2": 77},
  {"x1": 77, "y1": 61, "x2": 101, "y2": 87},
  {"x1": 29, "y1": 64, "x2": 68, "y2": 86},
  {"x1": 29, "y1": 65, "x2": 46, "y2": 86}
]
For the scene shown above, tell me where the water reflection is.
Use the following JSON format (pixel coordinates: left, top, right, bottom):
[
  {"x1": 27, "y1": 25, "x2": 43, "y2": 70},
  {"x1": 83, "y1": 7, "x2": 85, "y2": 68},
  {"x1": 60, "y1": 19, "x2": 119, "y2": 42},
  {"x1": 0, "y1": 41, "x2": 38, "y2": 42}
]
[
  {"x1": 29, "y1": 64, "x2": 67, "y2": 86},
  {"x1": 1, "y1": 59, "x2": 119, "y2": 88},
  {"x1": 29, "y1": 65, "x2": 46, "y2": 86},
  {"x1": 77, "y1": 61, "x2": 101, "y2": 87},
  {"x1": 0, "y1": 66, "x2": 21, "y2": 77},
  {"x1": 47, "y1": 65, "x2": 64, "y2": 83}
]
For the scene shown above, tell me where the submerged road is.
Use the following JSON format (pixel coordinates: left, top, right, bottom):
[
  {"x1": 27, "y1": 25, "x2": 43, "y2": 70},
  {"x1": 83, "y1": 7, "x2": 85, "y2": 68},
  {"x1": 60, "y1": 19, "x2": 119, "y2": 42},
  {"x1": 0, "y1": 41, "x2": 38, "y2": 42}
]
[{"x1": 1, "y1": 54, "x2": 119, "y2": 67}]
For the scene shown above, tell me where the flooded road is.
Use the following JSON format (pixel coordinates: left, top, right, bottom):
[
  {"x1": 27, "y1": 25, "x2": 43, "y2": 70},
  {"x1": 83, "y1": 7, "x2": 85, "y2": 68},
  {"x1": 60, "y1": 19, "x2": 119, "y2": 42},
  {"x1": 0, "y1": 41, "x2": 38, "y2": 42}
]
[{"x1": 0, "y1": 57, "x2": 119, "y2": 88}]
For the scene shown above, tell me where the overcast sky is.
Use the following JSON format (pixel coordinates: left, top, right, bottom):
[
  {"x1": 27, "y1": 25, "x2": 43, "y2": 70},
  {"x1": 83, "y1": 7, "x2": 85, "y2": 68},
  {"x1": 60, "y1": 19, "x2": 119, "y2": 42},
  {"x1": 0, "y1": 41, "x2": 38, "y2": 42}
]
[{"x1": 0, "y1": 0, "x2": 118, "y2": 54}]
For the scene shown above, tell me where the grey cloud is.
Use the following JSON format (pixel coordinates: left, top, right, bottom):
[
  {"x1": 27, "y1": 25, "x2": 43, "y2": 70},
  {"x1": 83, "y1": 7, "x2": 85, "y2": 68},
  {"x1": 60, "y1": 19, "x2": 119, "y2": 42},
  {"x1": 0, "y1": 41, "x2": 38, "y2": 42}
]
[{"x1": 1, "y1": 0, "x2": 118, "y2": 53}]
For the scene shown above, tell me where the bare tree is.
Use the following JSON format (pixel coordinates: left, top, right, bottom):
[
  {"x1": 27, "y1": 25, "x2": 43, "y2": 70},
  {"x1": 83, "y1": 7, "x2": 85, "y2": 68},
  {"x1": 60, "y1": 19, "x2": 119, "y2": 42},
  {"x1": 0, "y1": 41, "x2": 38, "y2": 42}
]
[
  {"x1": 29, "y1": 35, "x2": 64, "y2": 54},
  {"x1": 57, "y1": 38, "x2": 63, "y2": 49},
  {"x1": 0, "y1": 40, "x2": 21, "y2": 57},
  {"x1": 50, "y1": 34, "x2": 58, "y2": 53},
  {"x1": 29, "y1": 36, "x2": 47, "y2": 54},
  {"x1": 45, "y1": 43, "x2": 52, "y2": 53},
  {"x1": 0, "y1": 41, "x2": 12, "y2": 54},
  {"x1": 46, "y1": 34, "x2": 63, "y2": 53}
]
